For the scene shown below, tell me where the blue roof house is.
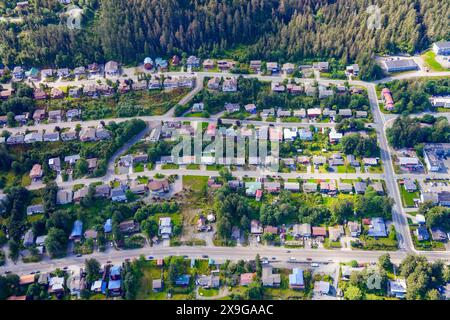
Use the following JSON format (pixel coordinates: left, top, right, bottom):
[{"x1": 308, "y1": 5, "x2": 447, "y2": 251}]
[
  {"x1": 155, "y1": 58, "x2": 168, "y2": 70},
  {"x1": 104, "y1": 218, "x2": 112, "y2": 233},
  {"x1": 367, "y1": 217, "x2": 387, "y2": 237},
  {"x1": 110, "y1": 265, "x2": 122, "y2": 280},
  {"x1": 69, "y1": 220, "x2": 83, "y2": 240},
  {"x1": 175, "y1": 274, "x2": 191, "y2": 286},
  {"x1": 289, "y1": 268, "x2": 304, "y2": 290}
]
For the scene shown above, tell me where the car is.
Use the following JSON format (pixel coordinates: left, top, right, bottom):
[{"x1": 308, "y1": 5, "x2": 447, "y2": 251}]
[
  {"x1": 125, "y1": 258, "x2": 130, "y2": 262},
  {"x1": 289, "y1": 257, "x2": 296, "y2": 261},
  {"x1": 202, "y1": 255, "x2": 209, "y2": 258},
  {"x1": 306, "y1": 258, "x2": 312, "y2": 261},
  {"x1": 63, "y1": 267, "x2": 68, "y2": 270},
  {"x1": 286, "y1": 250, "x2": 291, "y2": 253},
  {"x1": 30, "y1": 271, "x2": 35, "y2": 274},
  {"x1": 106, "y1": 260, "x2": 112, "y2": 264},
  {"x1": 76, "y1": 254, "x2": 82, "y2": 257},
  {"x1": 183, "y1": 255, "x2": 189, "y2": 259},
  {"x1": 147, "y1": 256, "x2": 154, "y2": 260},
  {"x1": 311, "y1": 263, "x2": 319, "y2": 267},
  {"x1": 4, "y1": 271, "x2": 11, "y2": 274},
  {"x1": 271, "y1": 257, "x2": 276, "y2": 260}
]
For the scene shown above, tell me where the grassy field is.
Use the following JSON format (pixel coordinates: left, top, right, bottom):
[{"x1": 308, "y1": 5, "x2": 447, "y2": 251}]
[
  {"x1": 186, "y1": 164, "x2": 200, "y2": 170},
  {"x1": 422, "y1": 51, "x2": 447, "y2": 72},
  {"x1": 136, "y1": 261, "x2": 164, "y2": 300},
  {"x1": 182, "y1": 175, "x2": 209, "y2": 192},
  {"x1": 198, "y1": 287, "x2": 219, "y2": 297},
  {"x1": 399, "y1": 184, "x2": 419, "y2": 208},
  {"x1": 161, "y1": 163, "x2": 179, "y2": 170}
]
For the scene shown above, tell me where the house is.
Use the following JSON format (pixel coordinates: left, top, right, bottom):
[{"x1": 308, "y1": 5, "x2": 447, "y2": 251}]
[
  {"x1": 312, "y1": 226, "x2": 327, "y2": 238},
  {"x1": 57, "y1": 68, "x2": 70, "y2": 78},
  {"x1": 250, "y1": 220, "x2": 263, "y2": 234},
  {"x1": 222, "y1": 77, "x2": 237, "y2": 92},
  {"x1": 432, "y1": 41, "x2": 450, "y2": 55},
  {"x1": 347, "y1": 221, "x2": 361, "y2": 237},
  {"x1": 207, "y1": 76, "x2": 221, "y2": 90},
  {"x1": 240, "y1": 273, "x2": 255, "y2": 286},
  {"x1": 24, "y1": 132, "x2": 43, "y2": 143},
  {"x1": 262, "y1": 265, "x2": 281, "y2": 287},
  {"x1": 362, "y1": 158, "x2": 378, "y2": 166},
  {"x1": 307, "y1": 108, "x2": 321, "y2": 118},
  {"x1": 277, "y1": 108, "x2": 291, "y2": 117},
  {"x1": 7, "y1": 134, "x2": 25, "y2": 144},
  {"x1": 61, "y1": 130, "x2": 77, "y2": 141},
  {"x1": 250, "y1": 60, "x2": 262, "y2": 72},
  {"x1": 175, "y1": 275, "x2": 191, "y2": 287},
  {"x1": 197, "y1": 275, "x2": 220, "y2": 288},
  {"x1": 244, "y1": 103, "x2": 257, "y2": 114},
  {"x1": 263, "y1": 226, "x2": 278, "y2": 235},
  {"x1": 48, "y1": 276, "x2": 65, "y2": 294},
  {"x1": 119, "y1": 220, "x2": 139, "y2": 234},
  {"x1": 284, "y1": 182, "x2": 300, "y2": 192},
  {"x1": 33, "y1": 109, "x2": 46, "y2": 122},
  {"x1": 84, "y1": 229, "x2": 98, "y2": 240},
  {"x1": 73, "y1": 187, "x2": 89, "y2": 202},
  {"x1": 79, "y1": 127, "x2": 96, "y2": 141},
  {"x1": 282, "y1": 63, "x2": 295, "y2": 74},
  {"x1": 329, "y1": 129, "x2": 343, "y2": 144},
  {"x1": 152, "y1": 279, "x2": 163, "y2": 292},
  {"x1": 26, "y1": 204, "x2": 44, "y2": 216},
  {"x1": 105, "y1": 61, "x2": 120, "y2": 76},
  {"x1": 69, "y1": 220, "x2": 83, "y2": 240},
  {"x1": 355, "y1": 111, "x2": 368, "y2": 118},
  {"x1": 202, "y1": 59, "x2": 215, "y2": 69},
  {"x1": 289, "y1": 268, "x2": 304, "y2": 290},
  {"x1": 415, "y1": 226, "x2": 430, "y2": 241},
  {"x1": 64, "y1": 154, "x2": 80, "y2": 165},
  {"x1": 338, "y1": 182, "x2": 352, "y2": 193},
  {"x1": 314, "y1": 281, "x2": 331, "y2": 295},
  {"x1": 56, "y1": 189, "x2": 73, "y2": 205},
  {"x1": 298, "y1": 128, "x2": 313, "y2": 141},
  {"x1": 403, "y1": 178, "x2": 417, "y2": 192},
  {"x1": 48, "y1": 109, "x2": 63, "y2": 122},
  {"x1": 111, "y1": 187, "x2": 127, "y2": 202},
  {"x1": 245, "y1": 182, "x2": 262, "y2": 196},
  {"x1": 74, "y1": 67, "x2": 85, "y2": 77},
  {"x1": 381, "y1": 88, "x2": 394, "y2": 111},
  {"x1": 0, "y1": 89, "x2": 13, "y2": 100},
  {"x1": 30, "y1": 164, "x2": 43, "y2": 181},
  {"x1": 155, "y1": 58, "x2": 168, "y2": 71},
  {"x1": 354, "y1": 182, "x2": 367, "y2": 194},
  {"x1": 191, "y1": 102, "x2": 204, "y2": 112},
  {"x1": 328, "y1": 225, "x2": 344, "y2": 241},
  {"x1": 148, "y1": 179, "x2": 170, "y2": 195},
  {"x1": 430, "y1": 228, "x2": 447, "y2": 242},
  {"x1": 346, "y1": 64, "x2": 360, "y2": 76},
  {"x1": 303, "y1": 182, "x2": 317, "y2": 193},
  {"x1": 292, "y1": 223, "x2": 312, "y2": 238},
  {"x1": 398, "y1": 157, "x2": 422, "y2": 171},
  {"x1": 224, "y1": 103, "x2": 240, "y2": 113},
  {"x1": 186, "y1": 56, "x2": 200, "y2": 68},
  {"x1": 338, "y1": 109, "x2": 352, "y2": 117},
  {"x1": 104, "y1": 219, "x2": 112, "y2": 233},
  {"x1": 108, "y1": 266, "x2": 122, "y2": 295},
  {"x1": 87, "y1": 158, "x2": 98, "y2": 172},
  {"x1": 283, "y1": 127, "x2": 298, "y2": 141},
  {"x1": 159, "y1": 217, "x2": 172, "y2": 239},
  {"x1": 382, "y1": 59, "x2": 418, "y2": 73},
  {"x1": 389, "y1": 279, "x2": 407, "y2": 299},
  {"x1": 43, "y1": 132, "x2": 59, "y2": 142},
  {"x1": 269, "y1": 127, "x2": 282, "y2": 141},
  {"x1": 314, "y1": 61, "x2": 329, "y2": 72},
  {"x1": 287, "y1": 84, "x2": 303, "y2": 94},
  {"x1": 68, "y1": 87, "x2": 81, "y2": 98},
  {"x1": 429, "y1": 96, "x2": 450, "y2": 109},
  {"x1": 132, "y1": 81, "x2": 148, "y2": 91},
  {"x1": 95, "y1": 184, "x2": 111, "y2": 198},
  {"x1": 271, "y1": 82, "x2": 285, "y2": 92},
  {"x1": 23, "y1": 229, "x2": 34, "y2": 247},
  {"x1": 266, "y1": 62, "x2": 279, "y2": 74},
  {"x1": 368, "y1": 217, "x2": 387, "y2": 237}
]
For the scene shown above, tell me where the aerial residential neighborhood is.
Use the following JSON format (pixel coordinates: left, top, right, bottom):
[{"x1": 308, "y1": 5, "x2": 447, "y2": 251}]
[{"x1": 0, "y1": 0, "x2": 449, "y2": 308}]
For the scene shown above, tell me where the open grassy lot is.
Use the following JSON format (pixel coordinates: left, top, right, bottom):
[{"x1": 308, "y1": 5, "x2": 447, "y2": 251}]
[
  {"x1": 399, "y1": 184, "x2": 419, "y2": 208},
  {"x1": 161, "y1": 163, "x2": 179, "y2": 170},
  {"x1": 422, "y1": 51, "x2": 447, "y2": 72},
  {"x1": 186, "y1": 164, "x2": 200, "y2": 170},
  {"x1": 182, "y1": 175, "x2": 209, "y2": 193}
]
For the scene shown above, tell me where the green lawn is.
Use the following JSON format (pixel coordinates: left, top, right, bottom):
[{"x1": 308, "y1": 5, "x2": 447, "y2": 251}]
[
  {"x1": 133, "y1": 163, "x2": 144, "y2": 173},
  {"x1": 198, "y1": 287, "x2": 219, "y2": 297},
  {"x1": 399, "y1": 184, "x2": 419, "y2": 208},
  {"x1": 182, "y1": 175, "x2": 209, "y2": 192},
  {"x1": 161, "y1": 163, "x2": 179, "y2": 170},
  {"x1": 206, "y1": 164, "x2": 223, "y2": 171},
  {"x1": 186, "y1": 164, "x2": 200, "y2": 170},
  {"x1": 422, "y1": 51, "x2": 447, "y2": 72}
]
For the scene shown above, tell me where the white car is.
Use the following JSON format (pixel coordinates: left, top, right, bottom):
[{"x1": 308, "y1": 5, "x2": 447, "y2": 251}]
[
  {"x1": 311, "y1": 263, "x2": 319, "y2": 267},
  {"x1": 289, "y1": 257, "x2": 297, "y2": 261}
]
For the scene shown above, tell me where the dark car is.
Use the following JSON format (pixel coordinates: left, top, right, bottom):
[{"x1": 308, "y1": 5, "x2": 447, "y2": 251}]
[
  {"x1": 202, "y1": 255, "x2": 209, "y2": 259},
  {"x1": 76, "y1": 254, "x2": 82, "y2": 257},
  {"x1": 147, "y1": 256, "x2": 154, "y2": 260}
]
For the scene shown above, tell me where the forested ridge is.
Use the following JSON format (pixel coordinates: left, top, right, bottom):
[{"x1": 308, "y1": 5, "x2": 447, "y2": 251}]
[{"x1": 0, "y1": 0, "x2": 448, "y2": 77}]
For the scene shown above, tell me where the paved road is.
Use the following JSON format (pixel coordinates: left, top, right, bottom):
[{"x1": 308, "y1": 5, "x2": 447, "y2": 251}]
[{"x1": 1, "y1": 244, "x2": 449, "y2": 276}]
